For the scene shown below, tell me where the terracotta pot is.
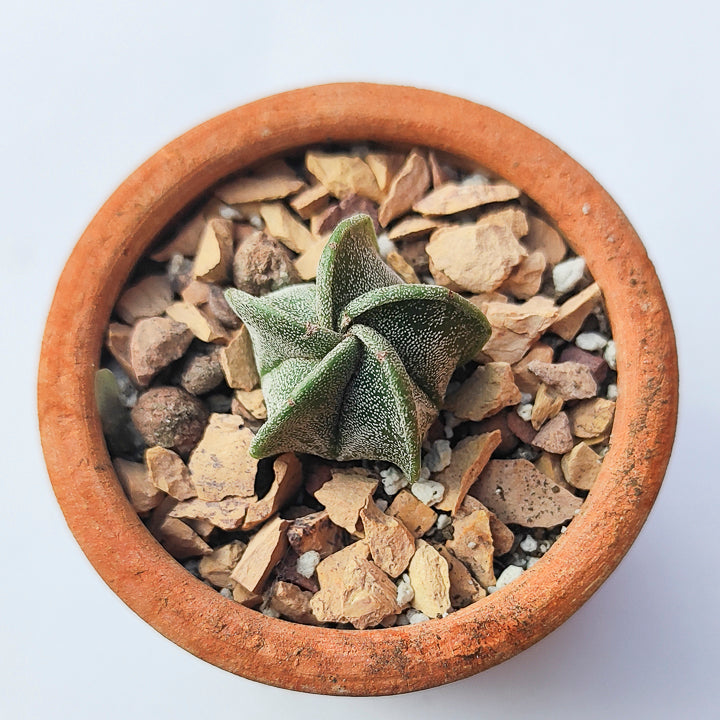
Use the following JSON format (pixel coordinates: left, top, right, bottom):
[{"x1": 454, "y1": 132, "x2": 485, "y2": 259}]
[{"x1": 38, "y1": 83, "x2": 678, "y2": 695}]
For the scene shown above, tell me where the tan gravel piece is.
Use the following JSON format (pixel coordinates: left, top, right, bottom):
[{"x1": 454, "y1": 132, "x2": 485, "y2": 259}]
[
  {"x1": 314, "y1": 470, "x2": 378, "y2": 535},
  {"x1": 408, "y1": 540, "x2": 451, "y2": 618},
  {"x1": 550, "y1": 282, "x2": 602, "y2": 340},
  {"x1": 378, "y1": 150, "x2": 431, "y2": 226},
  {"x1": 309, "y1": 551, "x2": 400, "y2": 629},
  {"x1": 268, "y1": 581, "x2": 322, "y2": 625},
  {"x1": 129, "y1": 317, "x2": 193, "y2": 386},
  {"x1": 287, "y1": 510, "x2": 345, "y2": 559},
  {"x1": 219, "y1": 325, "x2": 260, "y2": 390},
  {"x1": 446, "y1": 507, "x2": 496, "y2": 588},
  {"x1": 501, "y1": 251, "x2": 547, "y2": 299},
  {"x1": 106, "y1": 323, "x2": 142, "y2": 385},
  {"x1": 188, "y1": 414, "x2": 258, "y2": 501},
  {"x1": 527, "y1": 360, "x2": 598, "y2": 400},
  {"x1": 427, "y1": 150, "x2": 459, "y2": 187},
  {"x1": 180, "y1": 280, "x2": 211, "y2": 306},
  {"x1": 457, "y1": 495, "x2": 515, "y2": 556},
  {"x1": 289, "y1": 183, "x2": 330, "y2": 219},
  {"x1": 444, "y1": 362, "x2": 521, "y2": 421},
  {"x1": 386, "y1": 250, "x2": 420, "y2": 284},
  {"x1": 315, "y1": 541, "x2": 370, "y2": 584},
  {"x1": 193, "y1": 218, "x2": 233, "y2": 283},
  {"x1": 165, "y1": 302, "x2": 230, "y2": 344},
  {"x1": 387, "y1": 215, "x2": 448, "y2": 241},
  {"x1": 113, "y1": 458, "x2": 164, "y2": 514},
  {"x1": 169, "y1": 495, "x2": 256, "y2": 531},
  {"x1": 231, "y1": 583, "x2": 263, "y2": 608},
  {"x1": 294, "y1": 236, "x2": 327, "y2": 281},
  {"x1": 305, "y1": 151, "x2": 383, "y2": 202},
  {"x1": 198, "y1": 541, "x2": 246, "y2": 588},
  {"x1": 233, "y1": 388, "x2": 267, "y2": 420},
  {"x1": 427, "y1": 222, "x2": 527, "y2": 293},
  {"x1": 534, "y1": 451, "x2": 574, "y2": 492},
  {"x1": 512, "y1": 343, "x2": 554, "y2": 394},
  {"x1": 531, "y1": 383, "x2": 564, "y2": 430},
  {"x1": 243, "y1": 453, "x2": 303, "y2": 531},
  {"x1": 567, "y1": 398, "x2": 616, "y2": 438},
  {"x1": 413, "y1": 180, "x2": 520, "y2": 215},
  {"x1": 360, "y1": 499, "x2": 416, "y2": 578},
  {"x1": 150, "y1": 498, "x2": 212, "y2": 559},
  {"x1": 387, "y1": 490, "x2": 437, "y2": 538},
  {"x1": 561, "y1": 442, "x2": 602, "y2": 490},
  {"x1": 435, "y1": 545, "x2": 485, "y2": 608},
  {"x1": 145, "y1": 446, "x2": 196, "y2": 501},
  {"x1": 150, "y1": 210, "x2": 206, "y2": 262},
  {"x1": 532, "y1": 412, "x2": 574, "y2": 454},
  {"x1": 230, "y1": 515, "x2": 290, "y2": 594},
  {"x1": 524, "y1": 215, "x2": 567, "y2": 266},
  {"x1": 434, "y1": 431, "x2": 502, "y2": 515},
  {"x1": 215, "y1": 159, "x2": 305, "y2": 205},
  {"x1": 481, "y1": 296, "x2": 558, "y2": 364},
  {"x1": 116, "y1": 275, "x2": 174, "y2": 324},
  {"x1": 365, "y1": 150, "x2": 405, "y2": 193},
  {"x1": 259, "y1": 202, "x2": 316, "y2": 254},
  {"x1": 470, "y1": 459, "x2": 583, "y2": 527}
]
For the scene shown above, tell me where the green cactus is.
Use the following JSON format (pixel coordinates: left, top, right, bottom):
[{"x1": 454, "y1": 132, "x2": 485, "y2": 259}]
[{"x1": 225, "y1": 214, "x2": 490, "y2": 482}]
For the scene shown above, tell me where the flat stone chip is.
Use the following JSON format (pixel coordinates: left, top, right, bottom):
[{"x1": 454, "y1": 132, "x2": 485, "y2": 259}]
[
  {"x1": 129, "y1": 316, "x2": 194, "y2": 386},
  {"x1": 531, "y1": 383, "x2": 564, "y2": 430},
  {"x1": 219, "y1": 326, "x2": 260, "y2": 390},
  {"x1": 434, "y1": 431, "x2": 502, "y2": 515},
  {"x1": 113, "y1": 458, "x2": 164, "y2": 514},
  {"x1": 567, "y1": 398, "x2": 616, "y2": 438},
  {"x1": 527, "y1": 360, "x2": 597, "y2": 400},
  {"x1": 314, "y1": 470, "x2": 379, "y2": 535},
  {"x1": 457, "y1": 495, "x2": 515, "y2": 556},
  {"x1": 550, "y1": 282, "x2": 602, "y2": 341},
  {"x1": 386, "y1": 250, "x2": 420, "y2": 284},
  {"x1": 287, "y1": 510, "x2": 345, "y2": 558},
  {"x1": 435, "y1": 545, "x2": 484, "y2": 608},
  {"x1": 408, "y1": 540, "x2": 451, "y2": 618},
  {"x1": 145, "y1": 446, "x2": 196, "y2": 501},
  {"x1": 532, "y1": 412, "x2": 574, "y2": 454},
  {"x1": 165, "y1": 301, "x2": 230, "y2": 344},
  {"x1": 359, "y1": 499, "x2": 416, "y2": 578},
  {"x1": 230, "y1": 515, "x2": 290, "y2": 594},
  {"x1": 444, "y1": 362, "x2": 521, "y2": 421},
  {"x1": 561, "y1": 442, "x2": 603, "y2": 490},
  {"x1": 378, "y1": 150, "x2": 431, "y2": 227},
  {"x1": 524, "y1": 215, "x2": 567, "y2": 266},
  {"x1": 446, "y1": 508, "x2": 496, "y2": 588},
  {"x1": 198, "y1": 541, "x2": 246, "y2": 588},
  {"x1": 413, "y1": 180, "x2": 520, "y2": 215},
  {"x1": 289, "y1": 183, "x2": 330, "y2": 219},
  {"x1": 512, "y1": 343, "x2": 555, "y2": 395},
  {"x1": 116, "y1": 274, "x2": 174, "y2": 325},
  {"x1": 243, "y1": 453, "x2": 303, "y2": 530},
  {"x1": 365, "y1": 150, "x2": 406, "y2": 193},
  {"x1": 260, "y1": 202, "x2": 316, "y2": 254},
  {"x1": 501, "y1": 251, "x2": 547, "y2": 299},
  {"x1": 470, "y1": 459, "x2": 583, "y2": 528},
  {"x1": 169, "y1": 495, "x2": 257, "y2": 531},
  {"x1": 193, "y1": 218, "x2": 233, "y2": 283},
  {"x1": 187, "y1": 414, "x2": 258, "y2": 501},
  {"x1": 387, "y1": 490, "x2": 437, "y2": 538},
  {"x1": 215, "y1": 159, "x2": 305, "y2": 205},
  {"x1": 305, "y1": 151, "x2": 383, "y2": 203}
]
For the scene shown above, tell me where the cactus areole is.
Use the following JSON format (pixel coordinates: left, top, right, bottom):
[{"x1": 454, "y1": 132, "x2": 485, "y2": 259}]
[{"x1": 225, "y1": 214, "x2": 491, "y2": 482}]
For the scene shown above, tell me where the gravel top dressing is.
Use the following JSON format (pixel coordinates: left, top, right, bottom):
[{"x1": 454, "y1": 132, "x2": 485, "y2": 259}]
[{"x1": 97, "y1": 143, "x2": 617, "y2": 629}]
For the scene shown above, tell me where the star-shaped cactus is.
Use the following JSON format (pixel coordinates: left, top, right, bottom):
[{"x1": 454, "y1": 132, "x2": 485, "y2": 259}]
[{"x1": 225, "y1": 214, "x2": 490, "y2": 482}]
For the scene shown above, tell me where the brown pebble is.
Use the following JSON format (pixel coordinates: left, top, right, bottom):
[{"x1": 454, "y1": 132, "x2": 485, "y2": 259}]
[
  {"x1": 559, "y1": 345, "x2": 609, "y2": 385},
  {"x1": 131, "y1": 386, "x2": 209, "y2": 457},
  {"x1": 205, "y1": 285, "x2": 242, "y2": 329},
  {"x1": 532, "y1": 412, "x2": 574, "y2": 454},
  {"x1": 527, "y1": 360, "x2": 597, "y2": 400},
  {"x1": 287, "y1": 510, "x2": 345, "y2": 559},
  {"x1": 232, "y1": 231, "x2": 300, "y2": 295},
  {"x1": 507, "y1": 412, "x2": 537, "y2": 445},
  {"x1": 312, "y1": 194, "x2": 380, "y2": 236},
  {"x1": 129, "y1": 316, "x2": 194, "y2": 387},
  {"x1": 179, "y1": 348, "x2": 224, "y2": 396}
]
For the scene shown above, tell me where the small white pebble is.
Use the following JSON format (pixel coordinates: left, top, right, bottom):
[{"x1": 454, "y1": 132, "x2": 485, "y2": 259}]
[
  {"x1": 539, "y1": 541, "x2": 550, "y2": 554},
  {"x1": 436, "y1": 514, "x2": 452, "y2": 531},
  {"x1": 444, "y1": 424, "x2": 454, "y2": 439},
  {"x1": 248, "y1": 213, "x2": 263, "y2": 229},
  {"x1": 526, "y1": 557, "x2": 540, "y2": 569},
  {"x1": 220, "y1": 587, "x2": 233, "y2": 599},
  {"x1": 560, "y1": 525, "x2": 567, "y2": 534},
  {"x1": 467, "y1": 541, "x2": 477, "y2": 549},
  {"x1": 598, "y1": 445, "x2": 610, "y2": 458},
  {"x1": 496, "y1": 565, "x2": 524, "y2": 589},
  {"x1": 516, "y1": 403, "x2": 533, "y2": 422},
  {"x1": 218, "y1": 203, "x2": 243, "y2": 220},
  {"x1": 461, "y1": 172, "x2": 489, "y2": 185},
  {"x1": 486, "y1": 585, "x2": 497, "y2": 594},
  {"x1": 376, "y1": 232, "x2": 394, "y2": 259},
  {"x1": 576, "y1": 332, "x2": 608, "y2": 352},
  {"x1": 395, "y1": 613, "x2": 410, "y2": 626},
  {"x1": 375, "y1": 498, "x2": 388, "y2": 512},
  {"x1": 396, "y1": 575, "x2": 415, "y2": 605},
  {"x1": 582, "y1": 202, "x2": 591, "y2": 215},
  {"x1": 424, "y1": 439, "x2": 452, "y2": 473},
  {"x1": 520, "y1": 392, "x2": 533, "y2": 404},
  {"x1": 411, "y1": 480, "x2": 445, "y2": 506},
  {"x1": 421, "y1": 274, "x2": 436, "y2": 285},
  {"x1": 553, "y1": 257, "x2": 586, "y2": 294},
  {"x1": 296, "y1": 550, "x2": 321, "y2": 578},
  {"x1": 261, "y1": 606, "x2": 280, "y2": 618},
  {"x1": 604, "y1": 340, "x2": 617, "y2": 370},
  {"x1": 407, "y1": 609, "x2": 430, "y2": 624},
  {"x1": 520, "y1": 535, "x2": 538, "y2": 553},
  {"x1": 607, "y1": 383, "x2": 618, "y2": 400},
  {"x1": 380, "y1": 467, "x2": 408, "y2": 496}
]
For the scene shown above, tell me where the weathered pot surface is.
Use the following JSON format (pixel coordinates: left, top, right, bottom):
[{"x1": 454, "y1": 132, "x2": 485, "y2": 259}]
[{"x1": 37, "y1": 83, "x2": 678, "y2": 695}]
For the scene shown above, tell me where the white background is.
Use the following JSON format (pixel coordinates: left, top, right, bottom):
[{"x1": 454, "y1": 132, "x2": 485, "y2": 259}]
[{"x1": 2, "y1": 2, "x2": 717, "y2": 717}]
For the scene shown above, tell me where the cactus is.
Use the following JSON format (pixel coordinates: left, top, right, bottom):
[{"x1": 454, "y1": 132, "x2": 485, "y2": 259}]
[{"x1": 225, "y1": 214, "x2": 490, "y2": 482}]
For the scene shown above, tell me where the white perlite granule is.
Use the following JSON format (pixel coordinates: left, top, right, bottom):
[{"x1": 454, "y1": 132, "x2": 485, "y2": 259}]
[
  {"x1": 248, "y1": 213, "x2": 263, "y2": 229},
  {"x1": 376, "y1": 232, "x2": 394, "y2": 259},
  {"x1": 526, "y1": 557, "x2": 540, "y2": 569},
  {"x1": 604, "y1": 340, "x2": 617, "y2": 370},
  {"x1": 435, "y1": 514, "x2": 452, "y2": 531},
  {"x1": 411, "y1": 480, "x2": 445, "y2": 506},
  {"x1": 516, "y1": 403, "x2": 533, "y2": 422},
  {"x1": 406, "y1": 608, "x2": 430, "y2": 624},
  {"x1": 461, "y1": 172, "x2": 490, "y2": 185},
  {"x1": 496, "y1": 565, "x2": 524, "y2": 589},
  {"x1": 380, "y1": 467, "x2": 408, "y2": 496},
  {"x1": 218, "y1": 203, "x2": 243, "y2": 221},
  {"x1": 607, "y1": 383, "x2": 618, "y2": 400},
  {"x1": 520, "y1": 535, "x2": 538, "y2": 553},
  {"x1": 553, "y1": 257, "x2": 586, "y2": 294},
  {"x1": 296, "y1": 550, "x2": 321, "y2": 578},
  {"x1": 220, "y1": 587, "x2": 233, "y2": 599},
  {"x1": 576, "y1": 332, "x2": 608, "y2": 352},
  {"x1": 396, "y1": 574, "x2": 414, "y2": 605},
  {"x1": 424, "y1": 439, "x2": 452, "y2": 473},
  {"x1": 375, "y1": 498, "x2": 388, "y2": 512}
]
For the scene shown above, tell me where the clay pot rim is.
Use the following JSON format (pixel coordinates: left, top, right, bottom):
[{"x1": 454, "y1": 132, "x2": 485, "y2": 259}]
[{"x1": 37, "y1": 83, "x2": 678, "y2": 696}]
